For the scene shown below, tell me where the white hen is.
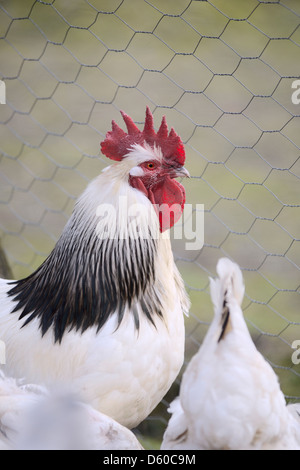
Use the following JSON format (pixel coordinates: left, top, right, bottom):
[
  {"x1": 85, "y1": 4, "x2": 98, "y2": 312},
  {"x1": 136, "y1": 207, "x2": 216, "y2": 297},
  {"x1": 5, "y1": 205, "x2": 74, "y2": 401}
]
[
  {"x1": 0, "y1": 371, "x2": 142, "y2": 450},
  {"x1": 161, "y1": 258, "x2": 300, "y2": 450}
]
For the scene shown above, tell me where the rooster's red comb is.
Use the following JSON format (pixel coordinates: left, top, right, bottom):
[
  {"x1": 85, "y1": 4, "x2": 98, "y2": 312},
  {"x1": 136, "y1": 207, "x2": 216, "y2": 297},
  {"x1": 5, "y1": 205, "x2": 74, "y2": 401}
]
[{"x1": 100, "y1": 107, "x2": 185, "y2": 166}]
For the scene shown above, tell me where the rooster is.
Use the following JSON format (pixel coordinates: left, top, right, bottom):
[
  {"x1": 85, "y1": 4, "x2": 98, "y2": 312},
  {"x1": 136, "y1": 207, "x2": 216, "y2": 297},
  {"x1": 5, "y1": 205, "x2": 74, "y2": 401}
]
[
  {"x1": 0, "y1": 107, "x2": 190, "y2": 429},
  {"x1": 161, "y1": 258, "x2": 300, "y2": 450}
]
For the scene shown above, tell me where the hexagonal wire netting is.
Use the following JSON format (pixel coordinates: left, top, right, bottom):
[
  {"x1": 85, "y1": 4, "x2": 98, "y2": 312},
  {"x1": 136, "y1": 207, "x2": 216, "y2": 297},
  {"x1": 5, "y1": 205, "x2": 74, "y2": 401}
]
[{"x1": 0, "y1": 0, "x2": 300, "y2": 448}]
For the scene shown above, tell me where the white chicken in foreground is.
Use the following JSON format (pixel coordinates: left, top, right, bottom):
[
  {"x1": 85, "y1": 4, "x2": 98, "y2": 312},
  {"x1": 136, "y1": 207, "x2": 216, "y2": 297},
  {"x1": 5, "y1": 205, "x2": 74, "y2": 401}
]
[
  {"x1": 0, "y1": 372, "x2": 142, "y2": 450},
  {"x1": 161, "y1": 258, "x2": 300, "y2": 450},
  {"x1": 0, "y1": 107, "x2": 190, "y2": 429}
]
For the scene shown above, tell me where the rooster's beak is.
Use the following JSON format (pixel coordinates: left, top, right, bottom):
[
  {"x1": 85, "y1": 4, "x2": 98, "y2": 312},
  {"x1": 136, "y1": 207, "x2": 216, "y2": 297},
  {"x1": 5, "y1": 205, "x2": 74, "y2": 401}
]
[{"x1": 174, "y1": 167, "x2": 190, "y2": 178}]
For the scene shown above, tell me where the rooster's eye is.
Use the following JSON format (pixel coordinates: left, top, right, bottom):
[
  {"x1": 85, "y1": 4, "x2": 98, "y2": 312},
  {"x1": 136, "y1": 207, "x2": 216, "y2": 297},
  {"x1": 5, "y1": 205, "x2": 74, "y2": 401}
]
[{"x1": 140, "y1": 161, "x2": 157, "y2": 172}]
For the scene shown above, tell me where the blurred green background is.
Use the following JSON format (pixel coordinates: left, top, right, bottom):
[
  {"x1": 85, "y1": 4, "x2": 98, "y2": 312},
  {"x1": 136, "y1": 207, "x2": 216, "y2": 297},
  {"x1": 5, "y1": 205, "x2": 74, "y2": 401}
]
[{"x1": 0, "y1": 0, "x2": 299, "y2": 448}]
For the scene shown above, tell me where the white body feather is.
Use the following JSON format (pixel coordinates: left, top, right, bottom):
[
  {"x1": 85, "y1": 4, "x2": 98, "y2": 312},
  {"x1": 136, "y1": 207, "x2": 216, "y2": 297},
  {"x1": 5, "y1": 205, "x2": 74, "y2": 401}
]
[
  {"x1": 162, "y1": 258, "x2": 300, "y2": 450},
  {"x1": 0, "y1": 371, "x2": 142, "y2": 450},
  {"x1": 0, "y1": 146, "x2": 189, "y2": 429}
]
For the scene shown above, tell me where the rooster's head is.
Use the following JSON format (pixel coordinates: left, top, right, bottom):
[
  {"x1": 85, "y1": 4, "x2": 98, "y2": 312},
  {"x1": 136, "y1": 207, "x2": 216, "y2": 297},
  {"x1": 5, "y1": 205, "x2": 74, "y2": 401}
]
[{"x1": 100, "y1": 107, "x2": 189, "y2": 232}]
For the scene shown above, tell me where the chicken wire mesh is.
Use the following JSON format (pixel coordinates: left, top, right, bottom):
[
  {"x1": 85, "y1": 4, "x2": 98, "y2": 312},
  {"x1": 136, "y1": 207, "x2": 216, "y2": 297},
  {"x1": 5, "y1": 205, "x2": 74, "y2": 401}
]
[{"x1": 0, "y1": 0, "x2": 300, "y2": 448}]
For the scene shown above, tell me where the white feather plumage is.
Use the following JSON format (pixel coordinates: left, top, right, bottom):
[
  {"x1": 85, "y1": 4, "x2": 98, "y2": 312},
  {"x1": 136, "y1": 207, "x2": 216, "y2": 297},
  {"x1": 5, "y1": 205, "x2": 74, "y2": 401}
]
[
  {"x1": 161, "y1": 258, "x2": 300, "y2": 450},
  {"x1": 0, "y1": 371, "x2": 142, "y2": 450}
]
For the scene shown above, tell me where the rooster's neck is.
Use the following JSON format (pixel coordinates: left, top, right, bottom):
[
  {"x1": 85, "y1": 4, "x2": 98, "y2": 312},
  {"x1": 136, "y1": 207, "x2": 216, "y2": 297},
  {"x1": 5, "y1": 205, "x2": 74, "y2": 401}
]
[{"x1": 8, "y1": 177, "x2": 167, "y2": 343}]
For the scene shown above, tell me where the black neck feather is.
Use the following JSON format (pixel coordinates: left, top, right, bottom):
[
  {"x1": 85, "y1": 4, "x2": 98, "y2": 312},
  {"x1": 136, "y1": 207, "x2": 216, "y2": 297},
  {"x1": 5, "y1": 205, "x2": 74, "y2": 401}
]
[{"x1": 8, "y1": 226, "x2": 162, "y2": 343}]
